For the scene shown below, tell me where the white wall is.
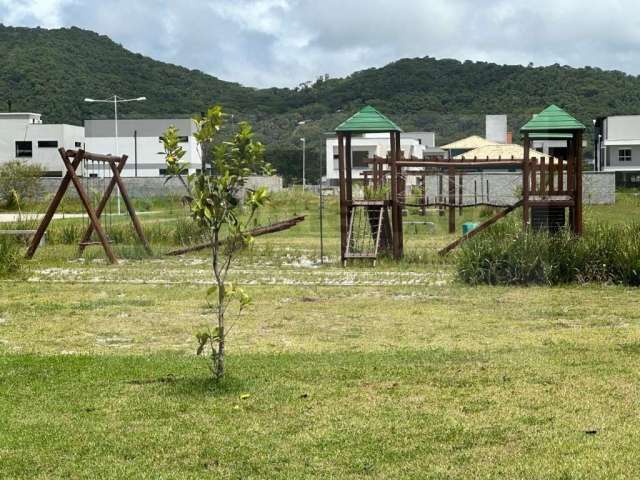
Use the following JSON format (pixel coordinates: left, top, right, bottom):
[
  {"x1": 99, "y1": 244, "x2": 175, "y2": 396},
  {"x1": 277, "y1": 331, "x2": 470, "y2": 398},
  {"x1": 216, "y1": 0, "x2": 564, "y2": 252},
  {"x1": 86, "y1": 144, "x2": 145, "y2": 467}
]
[
  {"x1": 84, "y1": 135, "x2": 199, "y2": 177},
  {"x1": 0, "y1": 121, "x2": 84, "y2": 175},
  {"x1": 606, "y1": 116, "x2": 640, "y2": 142},
  {"x1": 486, "y1": 115, "x2": 507, "y2": 144},
  {"x1": 325, "y1": 134, "x2": 431, "y2": 181},
  {"x1": 605, "y1": 145, "x2": 640, "y2": 170}
]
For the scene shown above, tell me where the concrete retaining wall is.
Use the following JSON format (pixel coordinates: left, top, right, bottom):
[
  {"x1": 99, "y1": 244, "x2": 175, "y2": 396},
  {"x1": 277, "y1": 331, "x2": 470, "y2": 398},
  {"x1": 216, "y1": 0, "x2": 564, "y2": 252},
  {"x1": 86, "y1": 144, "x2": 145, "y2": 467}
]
[
  {"x1": 39, "y1": 175, "x2": 283, "y2": 200},
  {"x1": 420, "y1": 172, "x2": 615, "y2": 206}
]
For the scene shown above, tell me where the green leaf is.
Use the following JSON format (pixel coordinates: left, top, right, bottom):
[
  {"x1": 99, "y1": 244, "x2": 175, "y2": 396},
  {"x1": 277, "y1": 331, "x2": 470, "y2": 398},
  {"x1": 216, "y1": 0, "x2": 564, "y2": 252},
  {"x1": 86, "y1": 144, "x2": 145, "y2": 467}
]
[
  {"x1": 206, "y1": 286, "x2": 218, "y2": 298},
  {"x1": 196, "y1": 332, "x2": 210, "y2": 356}
]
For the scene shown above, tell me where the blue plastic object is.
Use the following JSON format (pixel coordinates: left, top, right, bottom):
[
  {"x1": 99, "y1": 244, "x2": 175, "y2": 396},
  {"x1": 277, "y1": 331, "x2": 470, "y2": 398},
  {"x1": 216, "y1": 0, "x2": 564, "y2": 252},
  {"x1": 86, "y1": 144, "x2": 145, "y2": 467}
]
[{"x1": 462, "y1": 222, "x2": 480, "y2": 235}]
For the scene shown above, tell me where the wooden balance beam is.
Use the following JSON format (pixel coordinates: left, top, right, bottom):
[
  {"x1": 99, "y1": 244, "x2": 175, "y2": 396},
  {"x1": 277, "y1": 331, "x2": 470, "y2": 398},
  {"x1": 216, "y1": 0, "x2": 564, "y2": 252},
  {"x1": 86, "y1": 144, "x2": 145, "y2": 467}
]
[
  {"x1": 165, "y1": 216, "x2": 306, "y2": 256},
  {"x1": 438, "y1": 200, "x2": 523, "y2": 256}
]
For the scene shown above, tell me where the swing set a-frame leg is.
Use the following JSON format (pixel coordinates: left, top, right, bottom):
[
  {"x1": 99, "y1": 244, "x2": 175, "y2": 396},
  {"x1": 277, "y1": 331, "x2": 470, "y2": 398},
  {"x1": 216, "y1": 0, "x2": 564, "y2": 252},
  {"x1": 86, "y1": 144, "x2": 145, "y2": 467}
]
[
  {"x1": 26, "y1": 150, "x2": 83, "y2": 260},
  {"x1": 106, "y1": 158, "x2": 152, "y2": 255}
]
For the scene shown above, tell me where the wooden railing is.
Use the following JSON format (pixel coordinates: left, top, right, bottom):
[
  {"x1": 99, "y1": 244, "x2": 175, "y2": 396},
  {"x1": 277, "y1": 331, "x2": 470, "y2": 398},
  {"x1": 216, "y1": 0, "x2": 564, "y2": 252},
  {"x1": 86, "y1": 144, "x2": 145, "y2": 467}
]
[{"x1": 528, "y1": 157, "x2": 572, "y2": 196}]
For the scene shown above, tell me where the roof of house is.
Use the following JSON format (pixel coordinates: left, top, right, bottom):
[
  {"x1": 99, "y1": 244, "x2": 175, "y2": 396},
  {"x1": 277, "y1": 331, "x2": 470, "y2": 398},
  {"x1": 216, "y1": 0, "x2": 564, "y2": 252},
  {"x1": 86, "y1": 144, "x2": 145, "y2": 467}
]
[
  {"x1": 521, "y1": 105, "x2": 586, "y2": 132},
  {"x1": 440, "y1": 135, "x2": 496, "y2": 150},
  {"x1": 453, "y1": 143, "x2": 559, "y2": 162},
  {"x1": 335, "y1": 105, "x2": 402, "y2": 133}
]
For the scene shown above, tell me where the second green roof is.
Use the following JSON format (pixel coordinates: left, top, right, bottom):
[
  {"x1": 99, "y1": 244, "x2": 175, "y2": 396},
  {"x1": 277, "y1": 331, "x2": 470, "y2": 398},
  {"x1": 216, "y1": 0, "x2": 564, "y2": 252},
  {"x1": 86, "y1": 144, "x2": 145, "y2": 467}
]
[
  {"x1": 335, "y1": 105, "x2": 402, "y2": 133},
  {"x1": 521, "y1": 105, "x2": 586, "y2": 132}
]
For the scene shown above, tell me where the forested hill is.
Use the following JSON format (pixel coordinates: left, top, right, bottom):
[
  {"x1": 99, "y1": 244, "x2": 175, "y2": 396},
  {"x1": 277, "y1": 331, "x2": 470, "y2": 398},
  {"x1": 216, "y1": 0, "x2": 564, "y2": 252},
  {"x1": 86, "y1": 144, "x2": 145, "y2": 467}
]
[{"x1": 3, "y1": 24, "x2": 640, "y2": 180}]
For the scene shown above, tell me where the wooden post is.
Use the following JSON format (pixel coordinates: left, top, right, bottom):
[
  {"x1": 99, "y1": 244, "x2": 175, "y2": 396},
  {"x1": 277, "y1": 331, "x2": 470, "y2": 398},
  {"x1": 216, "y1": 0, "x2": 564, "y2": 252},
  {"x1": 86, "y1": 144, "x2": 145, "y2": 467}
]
[
  {"x1": 438, "y1": 173, "x2": 444, "y2": 216},
  {"x1": 106, "y1": 157, "x2": 152, "y2": 254},
  {"x1": 458, "y1": 173, "x2": 464, "y2": 215},
  {"x1": 574, "y1": 131, "x2": 584, "y2": 235},
  {"x1": 540, "y1": 157, "x2": 546, "y2": 195},
  {"x1": 448, "y1": 166, "x2": 456, "y2": 234},
  {"x1": 557, "y1": 150, "x2": 564, "y2": 194},
  {"x1": 531, "y1": 157, "x2": 538, "y2": 195},
  {"x1": 337, "y1": 133, "x2": 348, "y2": 263},
  {"x1": 522, "y1": 133, "x2": 530, "y2": 230},
  {"x1": 395, "y1": 131, "x2": 404, "y2": 257},
  {"x1": 390, "y1": 131, "x2": 401, "y2": 259},
  {"x1": 345, "y1": 134, "x2": 353, "y2": 206},
  {"x1": 567, "y1": 137, "x2": 575, "y2": 230},
  {"x1": 26, "y1": 149, "x2": 83, "y2": 259},
  {"x1": 421, "y1": 173, "x2": 427, "y2": 216}
]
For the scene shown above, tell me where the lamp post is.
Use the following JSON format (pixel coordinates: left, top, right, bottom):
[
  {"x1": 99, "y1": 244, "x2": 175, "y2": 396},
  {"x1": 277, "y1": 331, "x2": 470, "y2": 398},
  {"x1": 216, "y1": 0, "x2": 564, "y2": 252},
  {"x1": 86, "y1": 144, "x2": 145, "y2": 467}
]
[
  {"x1": 300, "y1": 137, "x2": 306, "y2": 191},
  {"x1": 84, "y1": 95, "x2": 147, "y2": 214},
  {"x1": 296, "y1": 120, "x2": 314, "y2": 190}
]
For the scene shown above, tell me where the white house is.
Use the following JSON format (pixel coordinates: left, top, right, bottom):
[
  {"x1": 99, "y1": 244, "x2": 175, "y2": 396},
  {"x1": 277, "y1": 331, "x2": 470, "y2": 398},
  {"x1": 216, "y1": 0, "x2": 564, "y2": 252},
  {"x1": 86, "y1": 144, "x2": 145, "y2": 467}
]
[
  {"x1": 325, "y1": 131, "x2": 439, "y2": 185},
  {"x1": 0, "y1": 113, "x2": 85, "y2": 177},
  {"x1": 84, "y1": 118, "x2": 200, "y2": 177},
  {"x1": 594, "y1": 115, "x2": 640, "y2": 187}
]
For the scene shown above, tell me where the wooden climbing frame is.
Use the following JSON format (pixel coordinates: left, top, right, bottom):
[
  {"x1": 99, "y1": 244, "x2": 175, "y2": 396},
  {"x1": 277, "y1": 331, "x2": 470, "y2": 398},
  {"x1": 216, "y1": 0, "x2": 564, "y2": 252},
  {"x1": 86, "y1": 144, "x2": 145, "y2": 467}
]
[
  {"x1": 334, "y1": 105, "x2": 586, "y2": 263},
  {"x1": 25, "y1": 148, "x2": 152, "y2": 265}
]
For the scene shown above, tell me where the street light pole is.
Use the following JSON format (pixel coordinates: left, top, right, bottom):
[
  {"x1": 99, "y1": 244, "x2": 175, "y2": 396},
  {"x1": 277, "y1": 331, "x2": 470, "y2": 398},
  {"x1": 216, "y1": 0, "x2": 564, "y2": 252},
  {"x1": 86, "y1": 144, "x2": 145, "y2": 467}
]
[
  {"x1": 84, "y1": 95, "x2": 146, "y2": 215},
  {"x1": 300, "y1": 137, "x2": 306, "y2": 191}
]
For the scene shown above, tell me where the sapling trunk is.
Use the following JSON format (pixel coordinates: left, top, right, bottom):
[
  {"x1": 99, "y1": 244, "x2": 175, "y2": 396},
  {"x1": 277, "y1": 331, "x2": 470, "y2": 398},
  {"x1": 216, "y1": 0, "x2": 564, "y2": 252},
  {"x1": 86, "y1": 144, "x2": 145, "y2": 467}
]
[{"x1": 212, "y1": 227, "x2": 225, "y2": 380}]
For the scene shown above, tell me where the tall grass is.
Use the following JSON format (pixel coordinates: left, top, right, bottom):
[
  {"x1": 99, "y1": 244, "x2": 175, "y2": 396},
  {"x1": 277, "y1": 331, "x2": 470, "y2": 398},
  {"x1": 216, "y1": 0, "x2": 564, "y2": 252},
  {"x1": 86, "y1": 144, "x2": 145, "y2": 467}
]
[
  {"x1": 457, "y1": 220, "x2": 640, "y2": 286},
  {"x1": 0, "y1": 236, "x2": 23, "y2": 277}
]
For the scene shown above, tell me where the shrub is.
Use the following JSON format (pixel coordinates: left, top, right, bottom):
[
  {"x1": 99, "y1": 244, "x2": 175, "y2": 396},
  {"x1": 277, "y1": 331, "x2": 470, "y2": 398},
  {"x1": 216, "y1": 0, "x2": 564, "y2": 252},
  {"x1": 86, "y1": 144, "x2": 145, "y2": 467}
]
[
  {"x1": 0, "y1": 161, "x2": 43, "y2": 208},
  {"x1": 456, "y1": 220, "x2": 640, "y2": 286}
]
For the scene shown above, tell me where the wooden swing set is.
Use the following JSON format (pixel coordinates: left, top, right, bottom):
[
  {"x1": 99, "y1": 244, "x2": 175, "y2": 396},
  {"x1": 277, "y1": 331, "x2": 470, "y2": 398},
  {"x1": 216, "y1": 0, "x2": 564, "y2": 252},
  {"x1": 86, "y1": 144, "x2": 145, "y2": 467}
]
[
  {"x1": 25, "y1": 148, "x2": 151, "y2": 265},
  {"x1": 335, "y1": 105, "x2": 586, "y2": 265}
]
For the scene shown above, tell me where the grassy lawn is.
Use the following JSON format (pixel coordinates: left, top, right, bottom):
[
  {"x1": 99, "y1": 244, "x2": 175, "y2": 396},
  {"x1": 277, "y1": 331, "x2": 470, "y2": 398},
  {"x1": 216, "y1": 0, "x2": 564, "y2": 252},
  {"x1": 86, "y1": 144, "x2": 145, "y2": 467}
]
[{"x1": 1, "y1": 191, "x2": 639, "y2": 478}]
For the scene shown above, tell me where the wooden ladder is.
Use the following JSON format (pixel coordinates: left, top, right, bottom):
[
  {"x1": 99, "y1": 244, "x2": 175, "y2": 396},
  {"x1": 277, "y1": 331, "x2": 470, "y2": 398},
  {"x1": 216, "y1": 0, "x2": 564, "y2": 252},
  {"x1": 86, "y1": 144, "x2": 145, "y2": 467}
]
[{"x1": 344, "y1": 203, "x2": 390, "y2": 267}]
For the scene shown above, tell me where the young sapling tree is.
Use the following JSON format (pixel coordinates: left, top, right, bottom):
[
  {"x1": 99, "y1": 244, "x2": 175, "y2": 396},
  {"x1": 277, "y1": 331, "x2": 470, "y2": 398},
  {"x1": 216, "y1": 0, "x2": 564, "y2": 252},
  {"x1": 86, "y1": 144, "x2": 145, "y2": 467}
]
[
  {"x1": 161, "y1": 125, "x2": 192, "y2": 200},
  {"x1": 162, "y1": 107, "x2": 273, "y2": 380}
]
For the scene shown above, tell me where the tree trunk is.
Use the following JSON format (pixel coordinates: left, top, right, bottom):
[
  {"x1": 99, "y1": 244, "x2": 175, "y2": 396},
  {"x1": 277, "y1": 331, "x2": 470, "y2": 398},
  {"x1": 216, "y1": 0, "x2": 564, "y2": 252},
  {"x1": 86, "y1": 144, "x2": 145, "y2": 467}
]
[
  {"x1": 216, "y1": 331, "x2": 225, "y2": 380},
  {"x1": 214, "y1": 230, "x2": 225, "y2": 381}
]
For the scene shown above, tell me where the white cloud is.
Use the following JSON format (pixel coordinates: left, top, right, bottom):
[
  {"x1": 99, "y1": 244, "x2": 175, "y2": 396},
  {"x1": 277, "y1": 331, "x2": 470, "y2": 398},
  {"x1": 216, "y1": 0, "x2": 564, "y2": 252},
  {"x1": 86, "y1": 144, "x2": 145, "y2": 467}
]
[
  {"x1": 2, "y1": 0, "x2": 640, "y2": 87},
  {"x1": 0, "y1": 0, "x2": 74, "y2": 28}
]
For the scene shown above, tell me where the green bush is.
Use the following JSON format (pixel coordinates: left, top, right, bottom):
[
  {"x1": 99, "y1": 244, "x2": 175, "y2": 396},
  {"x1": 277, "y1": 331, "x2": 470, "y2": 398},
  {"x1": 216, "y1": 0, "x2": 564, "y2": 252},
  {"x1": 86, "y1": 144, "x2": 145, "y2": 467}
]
[
  {"x1": 456, "y1": 220, "x2": 640, "y2": 286},
  {"x1": 0, "y1": 236, "x2": 23, "y2": 277},
  {"x1": 0, "y1": 161, "x2": 43, "y2": 208}
]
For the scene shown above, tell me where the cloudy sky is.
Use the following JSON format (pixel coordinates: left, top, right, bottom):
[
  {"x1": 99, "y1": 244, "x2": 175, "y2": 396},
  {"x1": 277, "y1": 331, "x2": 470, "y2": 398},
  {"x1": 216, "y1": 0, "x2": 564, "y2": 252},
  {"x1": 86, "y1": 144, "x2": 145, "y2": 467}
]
[{"x1": 1, "y1": 0, "x2": 639, "y2": 88}]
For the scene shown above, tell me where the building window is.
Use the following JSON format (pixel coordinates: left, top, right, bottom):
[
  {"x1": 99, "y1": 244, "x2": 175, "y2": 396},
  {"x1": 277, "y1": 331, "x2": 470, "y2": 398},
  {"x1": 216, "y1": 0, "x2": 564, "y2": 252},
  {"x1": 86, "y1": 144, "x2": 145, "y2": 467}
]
[
  {"x1": 159, "y1": 168, "x2": 168, "y2": 176},
  {"x1": 38, "y1": 140, "x2": 58, "y2": 148},
  {"x1": 619, "y1": 149, "x2": 632, "y2": 162},
  {"x1": 42, "y1": 171, "x2": 63, "y2": 178},
  {"x1": 352, "y1": 150, "x2": 371, "y2": 169},
  {"x1": 15, "y1": 141, "x2": 33, "y2": 158},
  {"x1": 75, "y1": 142, "x2": 82, "y2": 148}
]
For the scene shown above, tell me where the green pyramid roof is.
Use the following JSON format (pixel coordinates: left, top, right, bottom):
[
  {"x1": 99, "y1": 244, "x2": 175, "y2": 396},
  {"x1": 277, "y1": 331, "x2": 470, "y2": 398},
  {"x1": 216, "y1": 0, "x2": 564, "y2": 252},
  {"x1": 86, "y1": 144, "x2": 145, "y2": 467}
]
[
  {"x1": 521, "y1": 105, "x2": 585, "y2": 132},
  {"x1": 335, "y1": 105, "x2": 402, "y2": 133}
]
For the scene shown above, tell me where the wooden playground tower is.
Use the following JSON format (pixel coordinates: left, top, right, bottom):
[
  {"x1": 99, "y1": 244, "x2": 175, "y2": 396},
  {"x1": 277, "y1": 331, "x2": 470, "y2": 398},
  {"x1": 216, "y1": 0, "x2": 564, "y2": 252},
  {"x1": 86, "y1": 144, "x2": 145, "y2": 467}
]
[{"x1": 335, "y1": 105, "x2": 586, "y2": 264}]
